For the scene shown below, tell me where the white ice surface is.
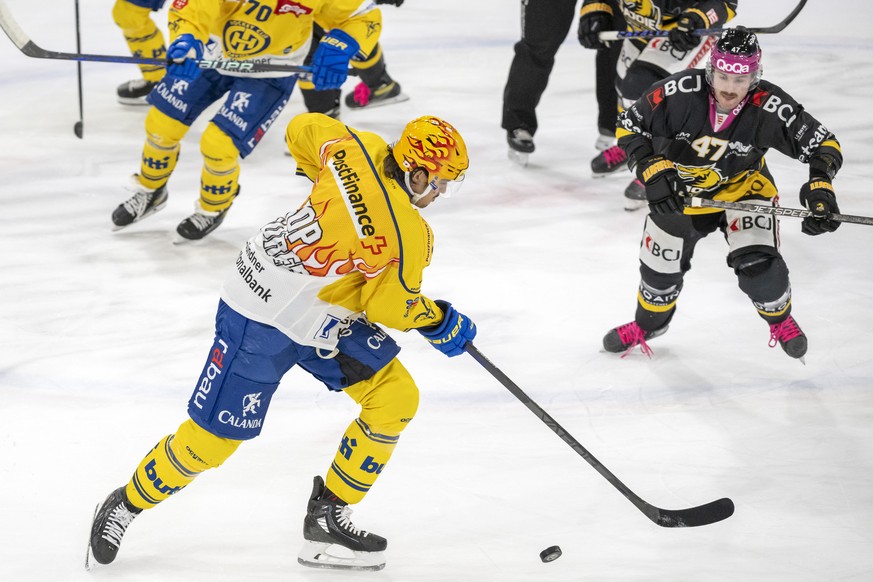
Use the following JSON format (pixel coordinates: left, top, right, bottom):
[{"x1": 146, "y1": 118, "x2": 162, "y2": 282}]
[{"x1": 1, "y1": 1, "x2": 872, "y2": 580}]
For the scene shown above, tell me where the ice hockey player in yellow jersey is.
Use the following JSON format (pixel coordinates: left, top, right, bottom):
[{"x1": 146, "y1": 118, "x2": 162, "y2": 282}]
[
  {"x1": 110, "y1": 0, "x2": 383, "y2": 241},
  {"x1": 89, "y1": 113, "x2": 477, "y2": 572}
]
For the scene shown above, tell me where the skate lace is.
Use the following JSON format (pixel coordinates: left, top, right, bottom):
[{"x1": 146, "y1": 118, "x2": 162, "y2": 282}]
[
  {"x1": 122, "y1": 191, "x2": 153, "y2": 219},
  {"x1": 101, "y1": 504, "x2": 136, "y2": 546},
  {"x1": 768, "y1": 317, "x2": 802, "y2": 348},
  {"x1": 616, "y1": 322, "x2": 654, "y2": 359},
  {"x1": 187, "y1": 212, "x2": 215, "y2": 231},
  {"x1": 353, "y1": 82, "x2": 371, "y2": 106},
  {"x1": 335, "y1": 505, "x2": 369, "y2": 538},
  {"x1": 602, "y1": 145, "x2": 628, "y2": 166}
]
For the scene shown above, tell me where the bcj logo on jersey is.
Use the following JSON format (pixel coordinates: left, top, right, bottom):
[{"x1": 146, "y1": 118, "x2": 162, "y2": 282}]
[
  {"x1": 643, "y1": 232, "x2": 681, "y2": 261},
  {"x1": 729, "y1": 215, "x2": 773, "y2": 232}
]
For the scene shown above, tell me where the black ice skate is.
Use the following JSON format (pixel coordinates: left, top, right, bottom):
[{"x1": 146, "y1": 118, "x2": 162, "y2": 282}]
[
  {"x1": 344, "y1": 80, "x2": 408, "y2": 110},
  {"x1": 591, "y1": 145, "x2": 629, "y2": 177},
  {"x1": 175, "y1": 189, "x2": 238, "y2": 242},
  {"x1": 116, "y1": 79, "x2": 158, "y2": 106},
  {"x1": 624, "y1": 178, "x2": 647, "y2": 211},
  {"x1": 111, "y1": 175, "x2": 168, "y2": 230},
  {"x1": 603, "y1": 321, "x2": 668, "y2": 357},
  {"x1": 768, "y1": 315, "x2": 808, "y2": 362},
  {"x1": 507, "y1": 128, "x2": 535, "y2": 167},
  {"x1": 86, "y1": 486, "x2": 141, "y2": 569},
  {"x1": 298, "y1": 475, "x2": 387, "y2": 571}
]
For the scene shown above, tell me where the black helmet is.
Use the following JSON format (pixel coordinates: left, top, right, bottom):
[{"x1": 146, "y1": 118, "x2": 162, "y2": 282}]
[{"x1": 706, "y1": 27, "x2": 763, "y2": 88}]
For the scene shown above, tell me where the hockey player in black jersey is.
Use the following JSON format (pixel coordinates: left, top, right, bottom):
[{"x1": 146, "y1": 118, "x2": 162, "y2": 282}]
[
  {"x1": 579, "y1": 0, "x2": 738, "y2": 208},
  {"x1": 603, "y1": 28, "x2": 842, "y2": 361}
]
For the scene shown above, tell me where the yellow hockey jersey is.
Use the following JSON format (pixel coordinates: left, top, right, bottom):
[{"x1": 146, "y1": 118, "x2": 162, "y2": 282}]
[
  {"x1": 220, "y1": 113, "x2": 445, "y2": 350},
  {"x1": 168, "y1": 0, "x2": 381, "y2": 77}
]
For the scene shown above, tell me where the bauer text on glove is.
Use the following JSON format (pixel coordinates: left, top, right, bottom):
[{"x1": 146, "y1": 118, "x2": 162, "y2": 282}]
[
  {"x1": 417, "y1": 300, "x2": 477, "y2": 358},
  {"x1": 310, "y1": 30, "x2": 360, "y2": 91}
]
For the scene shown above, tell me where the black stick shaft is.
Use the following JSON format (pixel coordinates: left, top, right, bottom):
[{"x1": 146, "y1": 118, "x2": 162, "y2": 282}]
[
  {"x1": 74, "y1": 0, "x2": 83, "y2": 136},
  {"x1": 687, "y1": 197, "x2": 873, "y2": 226},
  {"x1": 598, "y1": 0, "x2": 807, "y2": 40},
  {"x1": 464, "y1": 342, "x2": 734, "y2": 527}
]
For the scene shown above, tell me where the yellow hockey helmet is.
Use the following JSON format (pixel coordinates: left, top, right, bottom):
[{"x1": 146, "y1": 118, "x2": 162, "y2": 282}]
[{"x1": 393, "y1": 116, "x2": 469, "y2": 182}]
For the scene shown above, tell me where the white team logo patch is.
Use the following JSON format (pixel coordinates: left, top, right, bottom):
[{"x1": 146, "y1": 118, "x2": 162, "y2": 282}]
[
  {"x1": 242, "y1": 392, "x2": 262, "y2": 417},
  {"x1": 231, "y1": 92, "x2": 251, "y2": 112},
  {"x1": 171, "y1": 79, "x2": 189, "y2": 94}
]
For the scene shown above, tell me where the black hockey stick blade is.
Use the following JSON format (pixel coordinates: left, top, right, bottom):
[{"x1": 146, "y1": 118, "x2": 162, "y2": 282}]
[
  {"x1": 599, "y1": 0, "x2": 807, "y2": 41},
  {"x1": 0, "y1": 0, "x2": 327, "y2": 75},
  {"x1": 465, "y1": 343, "x2": 734, "y2": 527},
  {"x1": 687, "y1": 197, "x2": 873, "y2": 226}
]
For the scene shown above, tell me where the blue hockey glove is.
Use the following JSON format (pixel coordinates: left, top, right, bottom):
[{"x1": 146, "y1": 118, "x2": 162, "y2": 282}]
[
  {"x1": 639, "y1": 155, "x2": 687, "y2": 215},
  {"x1": 799, "y1": 178, "x2": 841, "y2": 235},
  {"x1": 310, "y1": 29, "x2": 360, "y2": 91},
  {"x1": 167, "y1": 33, "x2": 204, "y2": 82},
  {"x1": 668, "y1": 12, "x2": 705, "y2": 52},
  {"x1": 418, "y1": 300, "x2": 477, "y2": 358}
]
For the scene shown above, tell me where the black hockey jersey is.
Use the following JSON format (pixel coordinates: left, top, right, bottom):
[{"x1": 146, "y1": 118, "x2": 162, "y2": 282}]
[
  {"x1": 583, "y1": 0, "x2": 738, "y2": 31},
  {"x1": 617, "y1": 69, "x2": 842, "y2": 201}
]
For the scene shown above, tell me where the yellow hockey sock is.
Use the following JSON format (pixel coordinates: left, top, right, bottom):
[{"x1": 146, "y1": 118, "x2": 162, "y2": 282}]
[
  {"x1": 198, "y1": 122, "x2": 241, "y2": 213},
  {"x1": 112, "y1": 0, "x2": 166, "y2": 81},
  {"x1": 125, "y1": 419, "x2": 241, "y2": 510},
  {"x1": 139, "y1": 108, "x2": 189, "y2": 189},
  {"x1": 325, "y1": 360, "x2": 418, "y2": 504}
]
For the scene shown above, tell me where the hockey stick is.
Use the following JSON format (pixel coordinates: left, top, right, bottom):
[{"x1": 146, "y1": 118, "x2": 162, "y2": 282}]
[
  {"x1": 598, "y1": 0, "x2": 807, "y2": 41},
  {"x1": 465, "y1": 343, "x2": 735, "y2": 527},
  {"x1": 73, "y1": 0, "x2": 83, "y2": 138},
  {"x1": 686, "y1": 197, "x2": 873, "y2": 226},
  {"x1": 0, "y1": 0, "x2": 313, "y2": 75}
]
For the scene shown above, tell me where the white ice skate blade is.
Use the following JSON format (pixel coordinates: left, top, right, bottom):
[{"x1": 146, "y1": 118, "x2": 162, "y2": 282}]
[
  {"x1": 623, "y1": 197, "x2": 648, "y2": 212},
  {"x1": 349, "y1": 93, "x2": 410, "y2": 110},
  {"x1": 84, "y1": 502, "x2": 100, "y2": 571},
  {"x1": 117, "y1": 97, "x2": 151, "y2": 106},
  {"x1": 297, "y1": 541, "x2": 385, "y2": 571},
  {"x1": 507, "y1": 149, "x2": 529, "y2": 167}
]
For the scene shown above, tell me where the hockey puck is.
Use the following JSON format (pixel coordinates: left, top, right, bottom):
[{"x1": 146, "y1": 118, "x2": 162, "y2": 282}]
[{"x1": 540, "y1": 545, "x2": 562, "y2": 563}]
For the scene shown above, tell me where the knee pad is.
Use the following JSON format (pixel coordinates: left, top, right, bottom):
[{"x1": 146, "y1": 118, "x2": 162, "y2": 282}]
[
  {"x1": 126, "y1": 419, "x2": 242, "y2": 509},
  {"x1": 620, "y1": 61, "x2": 668, "y2": 102},
  {"x1": 344, "y1": 359, "x2": 419, "y2": 435},
  {"x1": 734, "y1": 252, "x2": 791, "y2": 309}
]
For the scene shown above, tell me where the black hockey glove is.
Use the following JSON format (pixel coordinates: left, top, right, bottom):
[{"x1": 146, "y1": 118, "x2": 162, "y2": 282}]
[
  {"x1": 799, "y1": 179, "x2": 841, "y2": 235},
  {"x1": 639, "y1": 156, "x2": 687, "y2": 215},
  {"x1": 375, "y1": 0, "x2": 404, "y2": 5},
  {"x1": 668, "y1": 12, "x2": 705, "y2": 52},
  {"x1": 578, "y1": 4, "x2": 614, "y2": 50}
]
